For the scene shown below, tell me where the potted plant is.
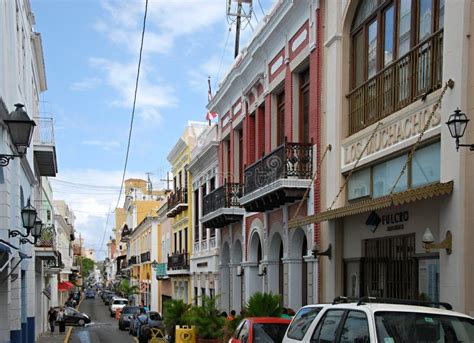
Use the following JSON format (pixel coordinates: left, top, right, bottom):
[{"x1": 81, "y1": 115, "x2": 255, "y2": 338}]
[
  {"x1": 164, "y1": 299, "x2": 192, "y2": 343},
  {"x1": 244, "y1": 292, "x2": 283, "y2": 317},
  {"x1": 186, "y1": 295, "x2": 225, "y2": 343}
]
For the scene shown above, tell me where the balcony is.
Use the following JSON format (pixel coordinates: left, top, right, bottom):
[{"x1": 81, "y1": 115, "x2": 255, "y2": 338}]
[
  {"x1": 155, "y1": 262, "x2": 169, "y2": 280},
  {"x1": 33, "y1": 117, "x2": 58, "y2": 176},
  {"x1": 167, "y1": 252, "x2": 190, "y2": 275},
  {"x1": 120, "y1": 225, "x2": 131, "y2": 242},
  {"x1": 240, "y1": 142, "x2": 313, "y2": 212},
  {"x1": 35, "y1": 225, "x2": 59, "y2": 261},
  {"x1": 348, "y1": 29, "x2": 443, "y2": 135},
  {"x1": 128, "y1": 255, "x2": 138, "y2": 266},
  {"x1": 201, "y1": 182, "x2": 245, "y2": 228},
  {"x1": 166, "y1": 188, "x2": 188, "y2": 217},
  {"x1": 140, "y1": 251, "x2": 150, "y2": 263}
]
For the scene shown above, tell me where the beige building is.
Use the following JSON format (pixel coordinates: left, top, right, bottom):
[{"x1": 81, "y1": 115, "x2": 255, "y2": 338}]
[{"x1": 298, "y1": 0, "x2": 474, "y2": 315}]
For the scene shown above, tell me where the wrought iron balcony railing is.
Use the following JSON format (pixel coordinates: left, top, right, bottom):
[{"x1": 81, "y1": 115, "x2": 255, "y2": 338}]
[
  {"x1": 348, "y1": 29, "x2": 443, "y2": 135},
  {"x1": 128, "y1": 255, "x2": 138, "y2": 266},
  {"x1": 167, "y1": 252, "x2": 189, "y2": 270},
  {"x1": 203, "y1": 182, "x2": 243, "y2": 216},
  {"x1": 244, "y1": 142, "x2": 313, "y2": 195},
  {"x1": 36, "y1": 225, "x2": 56, "y2": 248},
  {"x1": 168, "y1": 187, "x2": 188, "y2": 209},
  {"x1": 140, "y1": 251, "x2": 150, "y2": 263}
]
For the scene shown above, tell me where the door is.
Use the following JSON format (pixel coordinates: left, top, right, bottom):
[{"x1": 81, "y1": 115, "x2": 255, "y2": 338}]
[{"x1": 362, "y1": 233, "x2": 417, "y2": 299}]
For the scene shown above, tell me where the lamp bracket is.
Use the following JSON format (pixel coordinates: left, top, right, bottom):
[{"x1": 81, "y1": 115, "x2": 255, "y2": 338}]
[
  {"x1": 8, "y1": 229, "x2": 30, "y2": 239},
  {"x1": 19, "y1": 237, "x2": 37, "y2": 245},
  {"x1": 424, "y1": 230, "x2": 452, "y2": 255},
  {"x1": 0, "y1": 154, "x2": 22, "y2": 167},
  {"x1": 313, "y1": 243, "x2": 332, "y2": 260}
]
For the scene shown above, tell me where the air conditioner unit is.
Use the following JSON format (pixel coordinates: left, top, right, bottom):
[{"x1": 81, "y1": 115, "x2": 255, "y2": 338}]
[{"x1": 237, "y1": 265, "x2": 243, "y2": 276}]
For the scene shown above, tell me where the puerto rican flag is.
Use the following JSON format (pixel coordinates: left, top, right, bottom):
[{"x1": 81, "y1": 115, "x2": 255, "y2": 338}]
[{"x1": 206, "y1": 111, "x2": 218, "y2": 121}]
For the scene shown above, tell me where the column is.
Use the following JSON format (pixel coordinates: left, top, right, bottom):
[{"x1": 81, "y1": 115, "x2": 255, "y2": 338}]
[
  {"x1": 283, "y1": 258, "x2": 302, "y2": 310},
  {"x1": 25, "y1": 257, "x2": 36, "y2": 343},
  {"x1": 229, "y1": 263, "x2": 242, "y2": 314},
  {"x1": 10, "y1": 258, "x2": 22, "y2": 343},
  {"x1": 198, "y1": 186, "x2": 203, "y2": 245}
]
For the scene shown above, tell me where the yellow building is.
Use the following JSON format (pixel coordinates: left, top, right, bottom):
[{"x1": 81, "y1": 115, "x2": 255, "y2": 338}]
[
  {"x1": 154, "y1": 202, "x2": 172, "y2": 313},
  {"x1": 166, "y1": 122, "x2": 208, "y2": 303}
]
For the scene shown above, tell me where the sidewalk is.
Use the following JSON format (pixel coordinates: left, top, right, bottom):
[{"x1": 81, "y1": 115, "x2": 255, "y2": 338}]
[{"x1": 37, "y1": 331, "x2": 67, "y2": 343}]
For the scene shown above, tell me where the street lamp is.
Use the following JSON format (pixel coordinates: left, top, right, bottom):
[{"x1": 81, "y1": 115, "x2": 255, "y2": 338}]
[
  {"x1": 8, "y1": 199, "x2": 43, "y2": 245},
  {"x1": 446, "y1": 108, "x2": 474, "y2": 151},
  {"x1": 151, "y1": 260, "x2": 158, "y2": 269},
  {"x1": 1, "y1": 104, "x2": 36, "y2": 167}
]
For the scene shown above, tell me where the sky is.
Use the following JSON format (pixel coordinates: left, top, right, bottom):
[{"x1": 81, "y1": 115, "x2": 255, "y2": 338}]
[{"x1": 30, "y1": 0, "x2": 275, "y2": 259}]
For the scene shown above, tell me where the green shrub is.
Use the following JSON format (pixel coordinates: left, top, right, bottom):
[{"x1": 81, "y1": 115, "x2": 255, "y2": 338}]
[
  {"x1": 244, "y1": 292, "x2": 283, "y2": 317},
  {"x1": 185, "y1": 295, "x2": 225, "y2": 339}
]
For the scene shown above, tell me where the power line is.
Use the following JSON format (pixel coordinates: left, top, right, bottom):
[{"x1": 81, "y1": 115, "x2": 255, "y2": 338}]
[
  {"x1": 257, "y1": 0, "x2": 266, "y2": 17},
  {"x1": 214, "y1": 26, "x2": 232, "y2": 91},
  {"x1": 115, "y1": 0, "x2": 149, "y2": 210},
  {"x1": 50, "y1": 179, "x2": 122, "y2": 190}
]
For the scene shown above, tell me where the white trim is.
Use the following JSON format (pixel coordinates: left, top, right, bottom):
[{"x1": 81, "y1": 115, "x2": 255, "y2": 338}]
[
  {"x1": 239, "y1": 178, "x2": 312, "y2": 205},
  {"x1": 292, "y1": 29, "x2": 308, "y2": 52}
]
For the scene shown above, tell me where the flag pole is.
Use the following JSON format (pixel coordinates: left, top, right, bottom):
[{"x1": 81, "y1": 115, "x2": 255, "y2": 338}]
[{"x1": 207, "y1": 76, "x2": 212, "y2": 126}]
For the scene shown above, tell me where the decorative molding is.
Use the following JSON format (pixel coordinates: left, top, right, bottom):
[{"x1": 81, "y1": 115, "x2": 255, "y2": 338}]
[{"x1": 291, "y1": 29, "x2": 308, "y2": 52}]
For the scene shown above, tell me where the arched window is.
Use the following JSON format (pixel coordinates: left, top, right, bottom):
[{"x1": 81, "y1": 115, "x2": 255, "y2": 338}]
[{"x1": 349, "y1": 0, "x2": 445, "y2": 134}]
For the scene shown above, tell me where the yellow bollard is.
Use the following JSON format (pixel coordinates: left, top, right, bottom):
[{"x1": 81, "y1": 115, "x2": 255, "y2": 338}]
[{"x1": 175, "y1": 325, "x2": 196, "y2": 343}]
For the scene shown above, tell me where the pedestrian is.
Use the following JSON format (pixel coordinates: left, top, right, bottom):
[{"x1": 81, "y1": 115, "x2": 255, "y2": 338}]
[
  {"x1": 48, "y1": 307, "x2": 57, "y2": 334},
  {"x1": 57, "y1": 306, "x2": 66, "y2": 333},
  {"x1": 227, "y1": 310, "x2": 236, "y2": 321}
]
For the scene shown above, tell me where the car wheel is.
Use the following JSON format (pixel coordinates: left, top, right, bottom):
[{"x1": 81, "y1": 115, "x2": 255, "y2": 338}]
[
  {"x1": 118, "y1": 323, "x2": 123, "y2": 330},
  {"x1": 110, "y1": 312, "x2": 114, "y2": 317},
  {"x1": 78, "y1": 319, "x2": 85, "y2": 326}
]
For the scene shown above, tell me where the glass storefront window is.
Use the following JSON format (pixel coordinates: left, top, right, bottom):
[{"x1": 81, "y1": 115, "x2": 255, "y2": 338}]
[
  {"x1": 373, "y1": 155, "x2": 408, "y2": 197},
  {"x1": 412, "y1": 142, "x2": 440, "y2": 188},
  {"x1": 348, "y1": 169, "x2": 371, "y2": 200}
]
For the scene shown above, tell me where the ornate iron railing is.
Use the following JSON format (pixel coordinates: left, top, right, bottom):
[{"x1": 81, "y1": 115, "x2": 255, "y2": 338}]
[
  {"x1": 244, "y1": 142, "x2": 313, "y2": 195},
  {"x1": 209, "y1": 236, "x2": 217, "y2": 249},
  {"x1": 194, "y1": 241, "x2": 200, "y2": 253},
  {"x1": 129, "y1": 255, "x2": 138, "y2": 266},
  {"x1": 202, "y1": 182, "x2": 243, "y2": 216},
  {"x1": 167, "y1": 252, "x2": 189, "y2": 270},
  {"x1": 348, "y1": 29, "x2": 443, "y2": 135},
  {"x1": 140, "y1": 251, "x2": 150, "y2": 263},
  {"x1": 36, "y1": 225, "x2": 56, "y2": 248},
  {"x1": 167, "y1": 187, "x2": 188, "y2": 209}
]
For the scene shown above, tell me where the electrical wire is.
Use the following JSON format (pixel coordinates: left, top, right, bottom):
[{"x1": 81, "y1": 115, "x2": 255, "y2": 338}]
[
  {"x1": 115, "y1": 0, "x2": 149, "y2": 210},
  {"x1": 257, "y1": 0, "x2": 266, "y2": 17},
  {"x1": 96, "y1": 205, "x2": 112, "y2": 254},
  {"x1": 50, "y1": 179, "x2": 121, "y2": 190},
  {"x1": 214, "y1": 26, "x2": 233, "y2": 91}
]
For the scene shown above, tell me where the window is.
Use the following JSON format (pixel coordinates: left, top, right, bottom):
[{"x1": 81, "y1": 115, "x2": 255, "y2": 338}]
[
  {"x1": 412, "y1": 142, "x2": 440, "y2": 187},
  {"x1": 340, "y1": 311, "x2": 370, "y2": 343},
  {"x1": 287, "y1": 306, "x2": 323, "y2": 340},
  {"x1": 300, "y1": 69, "x2": 310, "y2": 143},
  {"x1": 383, "y1": 5, "x2": 395, "y2": 66},
  {"x1": 277, "y1": 92, "x2": 285, "y2": 146},
  {"x1": 311, "y1": 310, "x2": 345, "y2": 343},
  {"x1": 184, "y1": 227, "x2": 188, "y2": 253},
  {"x1": 348, "y1": 169, "x2": 371, "y2": 200},
  {"x1": 418, "y1": 0, "x2": 433, "y2": 41},
  {"x1": 367, "y1": 20, "x2": 378, "y2": 78},
  {"x1": 399, "y1": 0, "x2": 412, "y2": 56},
  {"x1": 373, "y1": 154, "x2": 408, "y2": 197}
]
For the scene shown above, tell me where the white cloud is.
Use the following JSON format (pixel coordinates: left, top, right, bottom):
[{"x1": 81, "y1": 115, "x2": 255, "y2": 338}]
[
  {"x1": 82, "y1": 139, "x2": 121, "y2": 151},
  {"x1": 70, "y1": 77, "x2": 102, "y2": 91}
]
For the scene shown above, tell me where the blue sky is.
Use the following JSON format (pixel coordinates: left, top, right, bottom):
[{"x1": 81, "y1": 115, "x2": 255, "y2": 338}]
[{"x1": 31, "y1": 0, "x2": 274, "y2": 259}]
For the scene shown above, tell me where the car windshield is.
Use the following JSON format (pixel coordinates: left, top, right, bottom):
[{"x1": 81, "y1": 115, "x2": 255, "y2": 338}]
[
  {"x1": 149, "y1": 312, "x2": 161, "y2": 320},
  {"x1": 286, "y1": 306, "x2": 323, "y2": 340},
  {"x1": 253, "y1": 323, "x2": 289, "y2": 343},
  {"x1": 123, "y1": 307, "x2": 140, "y2": 314},
  {"x1": 114, "y1": 300, "x2": 128, "y2": 305},
  {"x1": 375, "y1": 311, "x2": 474, "y2": 342}
]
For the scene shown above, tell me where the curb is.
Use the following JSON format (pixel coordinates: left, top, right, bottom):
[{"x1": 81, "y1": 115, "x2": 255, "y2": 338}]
[{"x1": 63, "y1": 296, "x2": 85, "y2": 343}]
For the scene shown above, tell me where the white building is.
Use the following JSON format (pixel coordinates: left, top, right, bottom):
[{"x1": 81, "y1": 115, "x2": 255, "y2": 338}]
[
  {"x1": 0, "y1": 0, "x2": 58, "y2": 342},
  {"x1": 188, "y1": 124, "x2": 221, "y2": 305}
]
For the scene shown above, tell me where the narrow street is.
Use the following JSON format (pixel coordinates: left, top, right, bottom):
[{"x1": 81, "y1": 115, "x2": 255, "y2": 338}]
[{"x1": 70, "y1": 297, "x2": 135, "y2": 343}]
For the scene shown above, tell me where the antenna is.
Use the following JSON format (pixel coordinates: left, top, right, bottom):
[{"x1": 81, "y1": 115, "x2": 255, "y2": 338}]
[
  {"x1": 226, "y1": 0, "x2": 253, "y2": 58},
  {"x1": 146, "y1": 172, "x2": 153, "y2": 196},
  {"x1": 160, "y1": 172, "x2": 172, "y2": 192}
]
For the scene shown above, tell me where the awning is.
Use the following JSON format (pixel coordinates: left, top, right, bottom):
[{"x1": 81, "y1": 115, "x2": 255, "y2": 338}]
[
  {"x1": 58, "y1": 281, "x2": 74, "y2": 292},
  {"x1": 289, "y1": 181, "x2": 454, "y2": 228},
  {"x1": 0, "y1": 242, "x2": 11, "y2": 254}
]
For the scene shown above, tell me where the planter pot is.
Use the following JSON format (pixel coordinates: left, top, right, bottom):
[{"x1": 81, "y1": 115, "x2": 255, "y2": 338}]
[{"x1": 196, "y1": 337, "x2": 221, "y2": 343}]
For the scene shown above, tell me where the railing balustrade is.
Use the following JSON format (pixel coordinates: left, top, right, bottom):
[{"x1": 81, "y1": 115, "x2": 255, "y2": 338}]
[
  {"x1": 167, "y1": 187, "x2": 188, "y2": 209},
  {"x1": 202, "y1": 182, "x2": 243, "y2": 216},
  {"x1": 36, "y1": 225, "x2": 56, "y2": 248},
  {"x1": 348, "y1": 29, "x2": 443, "y2": 135},
  {"x1": 140, "y1": 251, "x2": 150, "y2": 263},
  {"x1": 244, "y1": 142, "x2": 313, "y2": 195},
  {"x1": 167, "y1": 252, "x2": 189, "y2": 270}
]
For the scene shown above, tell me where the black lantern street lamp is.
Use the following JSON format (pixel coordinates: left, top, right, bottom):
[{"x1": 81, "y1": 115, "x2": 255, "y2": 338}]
[
  {"x1": 446, "y1": 108, "x2": 474, "y2": 151},
  {"x1": 9, "y1": 200, "x2": 43, "y2": 245},
  {"x1": 0, "y1": 103, "x2": 36, "y2": 167}
]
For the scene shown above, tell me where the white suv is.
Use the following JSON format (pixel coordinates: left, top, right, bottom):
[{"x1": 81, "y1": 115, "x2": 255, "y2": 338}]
[
  {"x1": 283, "y1": 298, "x2": 474, "y2": 343},
  {"x1": 109, "y1": 297, "x2": 129, "y2": 317}
]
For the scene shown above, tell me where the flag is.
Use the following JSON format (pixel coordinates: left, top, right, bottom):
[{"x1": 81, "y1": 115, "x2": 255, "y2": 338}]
[{"x1": 206, "y1": 111, "x2": 218, "y2": 121}]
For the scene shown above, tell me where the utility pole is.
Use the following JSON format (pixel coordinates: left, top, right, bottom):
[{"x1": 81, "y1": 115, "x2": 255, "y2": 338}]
[
  {"x1": 160, "y1": 172, "x2": 172, "y2": 192},
  {"x1": 234, "y1": 1, "x2": 242, "y2": 58}
]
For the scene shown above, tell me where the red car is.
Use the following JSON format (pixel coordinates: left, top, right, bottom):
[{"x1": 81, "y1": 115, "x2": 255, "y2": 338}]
[{"x1": 229, "y1": 317, "x2": 291, "y2": 343}]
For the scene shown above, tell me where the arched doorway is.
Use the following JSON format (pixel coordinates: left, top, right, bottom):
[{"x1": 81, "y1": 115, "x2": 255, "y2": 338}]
[
  {"x1": 248, "y1": 231, "x2": 263, "y2": 298},
  {"x1": 288, "y1": 227, "x2": 309, "y2": 309},
  {"x1": 220, "y1": 242, "x2": 230, "y2": 312},
  {"x1": 269, "y1": 233, "x2": 284, "y2": 303}
]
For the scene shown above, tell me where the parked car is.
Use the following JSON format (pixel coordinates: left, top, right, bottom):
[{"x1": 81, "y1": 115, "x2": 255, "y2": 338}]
[
  {"x1": 104, "y1": 292, "x2": 117, "y2": 305},
  {"x1": 118, "y1": 306, "x2": 140, "y2": 330},
  {"x1": 85, "y1": 289, "x2": 96, "y2": 299},
  {"x1": 109, "y1": 297, "x2": 129, "y2": 317},
  {"x1": 230, "y1": 317, "x2": 291, "y2": 343},
  {"x1": 138, "y1": 312, "x2": 164, "y2": 341},
  {"x1": 54, "y1": 306, "x2": 91, "y2": 326},
  {"x1": 283, "y1": 305, "x2": 326, "y2": 343},
  {"x1": 283, "y1": 297, "x2": 474, "y2": 343}
]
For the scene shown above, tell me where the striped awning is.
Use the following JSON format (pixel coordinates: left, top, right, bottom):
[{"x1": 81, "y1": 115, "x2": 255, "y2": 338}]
[{"x1": 289, "y1": 181, "x2": 453, "y2": 228}]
